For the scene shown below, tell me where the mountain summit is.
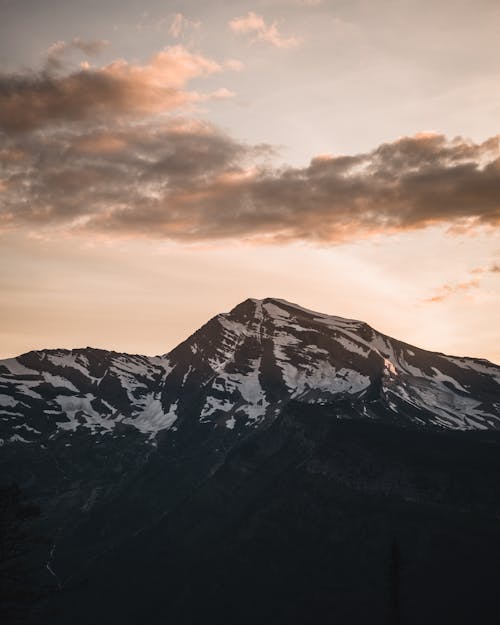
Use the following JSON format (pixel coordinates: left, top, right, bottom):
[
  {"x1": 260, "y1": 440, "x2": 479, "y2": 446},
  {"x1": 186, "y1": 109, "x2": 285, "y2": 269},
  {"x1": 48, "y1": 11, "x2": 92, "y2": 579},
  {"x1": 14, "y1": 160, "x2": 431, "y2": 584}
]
[{"x1": 1, "y1": 297, "x2": 499, "y2": 447}]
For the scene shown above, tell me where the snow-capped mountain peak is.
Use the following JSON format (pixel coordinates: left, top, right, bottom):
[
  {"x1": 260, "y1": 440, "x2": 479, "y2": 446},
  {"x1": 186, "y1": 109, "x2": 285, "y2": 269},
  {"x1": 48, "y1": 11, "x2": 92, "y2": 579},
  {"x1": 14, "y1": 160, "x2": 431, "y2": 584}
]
[{"x1": 1, "y1": 298, "x2": 499, "y2": 448}]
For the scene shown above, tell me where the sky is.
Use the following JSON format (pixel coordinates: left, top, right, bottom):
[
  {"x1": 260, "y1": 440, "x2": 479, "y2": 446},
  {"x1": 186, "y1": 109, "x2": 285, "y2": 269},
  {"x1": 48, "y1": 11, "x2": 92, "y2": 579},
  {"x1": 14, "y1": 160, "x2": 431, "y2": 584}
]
[{"x1": 0, "y1": 0, "x2": 499, "y2": 362}]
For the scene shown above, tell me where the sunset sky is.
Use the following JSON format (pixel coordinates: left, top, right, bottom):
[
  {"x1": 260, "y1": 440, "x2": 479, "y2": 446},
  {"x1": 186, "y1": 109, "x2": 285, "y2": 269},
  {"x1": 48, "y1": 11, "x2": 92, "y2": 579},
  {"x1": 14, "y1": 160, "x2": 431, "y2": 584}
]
[{"x1": 1, "y1": 0, "x2": 499, "y2": 362}]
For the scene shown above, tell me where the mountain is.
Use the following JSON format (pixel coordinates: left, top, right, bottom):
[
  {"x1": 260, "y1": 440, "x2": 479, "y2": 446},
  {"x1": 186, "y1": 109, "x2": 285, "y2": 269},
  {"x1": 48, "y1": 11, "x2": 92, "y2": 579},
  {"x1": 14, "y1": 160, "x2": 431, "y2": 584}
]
[
  {"x1": 2, "y1": 298, "x2": 499, "y2": 446},
  {"x1": 1, "y1": 298, "x2": 500, "y2": 625}
]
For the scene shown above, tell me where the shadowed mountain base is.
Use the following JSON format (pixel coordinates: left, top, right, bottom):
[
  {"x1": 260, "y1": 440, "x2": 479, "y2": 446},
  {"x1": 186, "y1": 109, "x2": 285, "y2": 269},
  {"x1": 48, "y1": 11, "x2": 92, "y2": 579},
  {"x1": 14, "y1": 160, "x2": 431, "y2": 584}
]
[{"x1": 43, "y1": 404, "x2": 500, "y2": 625}]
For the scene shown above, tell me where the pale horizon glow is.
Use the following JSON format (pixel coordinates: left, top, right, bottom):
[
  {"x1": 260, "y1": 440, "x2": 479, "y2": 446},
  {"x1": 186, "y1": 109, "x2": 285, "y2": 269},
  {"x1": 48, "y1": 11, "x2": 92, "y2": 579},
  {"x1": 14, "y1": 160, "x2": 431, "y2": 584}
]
[{"x1": 1, "y1": 229, "x2": 498, "y2": 364}]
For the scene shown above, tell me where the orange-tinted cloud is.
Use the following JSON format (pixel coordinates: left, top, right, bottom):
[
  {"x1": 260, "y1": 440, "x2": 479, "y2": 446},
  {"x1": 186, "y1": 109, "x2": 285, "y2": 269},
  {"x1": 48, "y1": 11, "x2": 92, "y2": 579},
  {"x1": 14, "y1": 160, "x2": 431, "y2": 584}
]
[
  {"x1": 0, "y1": 45, "x2": 229, "y2": 133},
  {"x1": 424, "y1": 264, "x2": 500, "y2": 302},
  {"x1": 229, "y1": 12, "x2": 302, "y2": 48},
  {"x1": 1, "y1": 128, "x2": 500, "y2": 243},
  {"x1": 424, "y1": 279, "x2": 481, "y2": 303}
]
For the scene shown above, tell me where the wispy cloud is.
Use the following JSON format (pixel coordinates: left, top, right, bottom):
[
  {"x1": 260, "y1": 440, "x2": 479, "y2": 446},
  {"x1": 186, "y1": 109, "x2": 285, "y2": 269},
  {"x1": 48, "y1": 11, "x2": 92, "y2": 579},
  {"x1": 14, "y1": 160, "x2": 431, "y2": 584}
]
[
  {"x1": 424, "y1": 279, "x2": 481, "y2": 303},
  {"x1": 229, "y1": 12, "x2": 302, "y2": 48},
  {"x1": 45, "y1": 37, "x2": 109, "y2": 71},
  {"x1": 424, "y1": 264, "x2": 500, "y2": 303},
  {"x1": 472, "y1": 264, "x2": 500, "y2": 274},
  {"x1": 169, "y1": 13, "x2": 201, "y2": 40}
]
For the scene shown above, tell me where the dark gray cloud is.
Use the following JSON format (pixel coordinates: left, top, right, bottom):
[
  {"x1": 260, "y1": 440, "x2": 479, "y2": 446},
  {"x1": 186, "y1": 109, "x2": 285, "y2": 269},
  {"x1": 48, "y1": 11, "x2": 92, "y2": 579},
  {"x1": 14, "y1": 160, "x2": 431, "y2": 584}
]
[{"x1": 1, "y1": 128, "x2": 499, "y2": 243}]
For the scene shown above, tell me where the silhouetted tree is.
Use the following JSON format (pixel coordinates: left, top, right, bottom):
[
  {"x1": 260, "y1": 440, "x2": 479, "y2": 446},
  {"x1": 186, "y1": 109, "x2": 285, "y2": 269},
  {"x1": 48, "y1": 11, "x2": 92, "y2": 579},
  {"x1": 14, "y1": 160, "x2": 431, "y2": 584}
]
[
  {"x1": 388, "y1": 538, "x2": 402, "y2": 625},
  {"x1": 0, "y1": 483, "x2": 43, "y2": 624}
]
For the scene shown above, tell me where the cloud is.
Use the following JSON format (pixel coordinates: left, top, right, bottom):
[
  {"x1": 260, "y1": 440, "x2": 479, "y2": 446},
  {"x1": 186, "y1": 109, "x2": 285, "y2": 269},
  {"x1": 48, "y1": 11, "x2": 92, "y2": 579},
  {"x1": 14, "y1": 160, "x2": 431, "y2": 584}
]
[
  {"x1": 0, "y1": 46, "x2": 231, "y2": 133},
  {"x1": 425, "y1": 263, "x2": 500, "y2": 303},
  {"x1": 169, "y1": 13, "x2": 201, "y2": 40},
  {"x1": 45, "y1": 38, "x2": 109, "y2": 70},
  {"x1": 0, "y1": 119, "x2": 272, "y2": 232},
  {"x1": 424, "y1": 279, "x2": 481, "y2": 303},
  {"x1": 1, "y1": 129, "x2": 500, "y2": 243},
  {"x1": 229, "y1": 12, "x2": 302, "y2": 48},
  {"x1": 471, "y1": 264, "x2": 500, "y2": 275}
]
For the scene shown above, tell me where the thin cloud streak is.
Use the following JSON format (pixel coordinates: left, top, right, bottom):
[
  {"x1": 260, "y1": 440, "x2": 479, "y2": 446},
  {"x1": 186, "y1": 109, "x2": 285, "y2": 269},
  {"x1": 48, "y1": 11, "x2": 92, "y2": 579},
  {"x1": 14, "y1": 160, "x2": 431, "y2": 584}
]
[
  {"x1": 424, "y1": 279, "x2": 481, "y2": 303},
  {"x1": 424, "y1": 264, "x2": 500, "y2": 303}
]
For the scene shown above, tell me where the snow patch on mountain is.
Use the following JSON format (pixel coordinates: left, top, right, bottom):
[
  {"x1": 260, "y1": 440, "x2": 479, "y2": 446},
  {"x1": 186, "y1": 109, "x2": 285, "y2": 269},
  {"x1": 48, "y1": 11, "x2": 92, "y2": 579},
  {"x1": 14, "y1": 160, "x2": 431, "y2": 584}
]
[
  {"x1": 55, "y1": 394, "x2": 103, "y2": 432},
  {"x1": 126, "y1": 396, "x2": 178, "y2": 435},
  {"x1": 430, "y1": 367, "x2": 468, "y2": 393},
  {"x1": 0, "y1": 358, "x2": 38, "y2": 376},
  {"x1": 43, "y1": 373, "x2": 79, "y2": 391},
  {"x1": 446, "y1": 356, "x2": 500, "y2": 385},
  {"x1": 47, "y1": 352, "x2": 101, "y2": 380},
  {"x1": 335, "y1": 336, "x2": 370, "y2": 358},
  {"x1": 0, "y1": 395, "x2": 17, "y2": 407},
  {"x1": 200, "y1": 395, "x2": 233, "y2": 419}
]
